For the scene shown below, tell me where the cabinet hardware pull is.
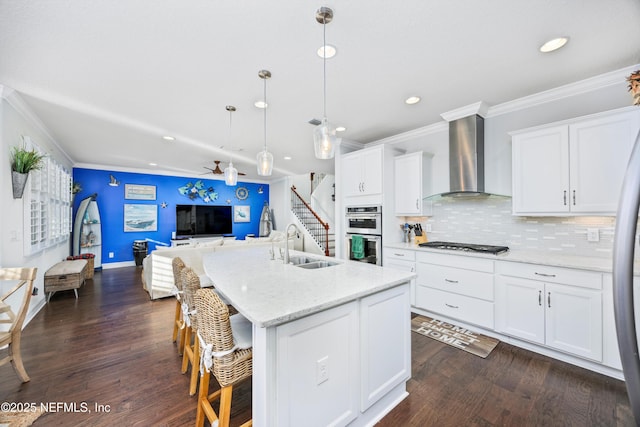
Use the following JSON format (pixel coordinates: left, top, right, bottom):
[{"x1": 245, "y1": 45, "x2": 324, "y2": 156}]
[
  {"x1": 445, "y1": 303, "x2": 459, "y2": 309},
  {"x1": 394, "y1": 253, "x2": 404, "y2": 257},
  {"x1": 361, "y1": 182, "x2": 365, "y2": 192},
  {"x1": 444, "y1": 279, "x2": 459, "y2": 284},
  {"x1": 572, "y1": 189, "x2": 576, "y2": 206},
  {"x1": 563, "y1": 190, "x2": 567, "y2": 205},
  {"x1": 534, "y1": 272, "x2": 556, "y2": 278},
  {"x1": 416, "y1": 199, "x2": 419, "y2": 209},
  {"x1": 547, "y1": 292, "x2": 551, "y2": 308},
  {"x1": 538, "y1": 290, "x2": 542, "y2": 306}
]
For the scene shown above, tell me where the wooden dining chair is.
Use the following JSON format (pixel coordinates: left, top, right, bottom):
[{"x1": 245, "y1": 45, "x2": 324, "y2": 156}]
[
  {"x1": 171, "y1": 257, "x2": 187, "y2": 355},
  {"x1": 181, "y1": 267, "x2": 201, "y2": 396},
  {"x1": 0, "y1": 267, "x2": 37, "y2": 383},
  {"x1": 195, "y1": 288, "x2": 253, "y2": 427}
]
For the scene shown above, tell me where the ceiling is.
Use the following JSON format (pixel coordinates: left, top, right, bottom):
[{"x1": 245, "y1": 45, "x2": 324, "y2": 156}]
[{"x1": 1, "y1": 1, "x2": 639, "y2": 182}]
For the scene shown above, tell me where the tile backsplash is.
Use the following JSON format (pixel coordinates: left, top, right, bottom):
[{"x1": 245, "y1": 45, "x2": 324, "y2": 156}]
[{"x1": 410, "y1": 195, "x2": 638, "y2": 260}]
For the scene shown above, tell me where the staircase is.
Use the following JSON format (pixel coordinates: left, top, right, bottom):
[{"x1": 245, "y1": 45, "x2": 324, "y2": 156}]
[{"x1": 291, "y1": 186, "x2": 335, "y2": 257}]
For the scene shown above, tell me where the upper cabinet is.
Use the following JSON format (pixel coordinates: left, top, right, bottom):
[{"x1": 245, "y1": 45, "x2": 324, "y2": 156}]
[
  {"x1": 511, "y1": 107, "x2": 640, "y2": 216},
  {"x1": 342, "y1": 145, "x2": 384, "y2": 198},
  {"x1": 394, "y1": 151, "x2": 433, "y2": 216}
]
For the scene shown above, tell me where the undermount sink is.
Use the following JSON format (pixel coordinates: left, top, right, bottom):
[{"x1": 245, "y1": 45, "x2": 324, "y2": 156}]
[
  {"x1": 288, "y1": 256, "x2": 317, "y2": 265},
  {"x1": 295, "y1": 260, "x2": 339, "y2": 269},
  {"x1": 288, "y1": 256, "x2": 340, "y2": 269}
]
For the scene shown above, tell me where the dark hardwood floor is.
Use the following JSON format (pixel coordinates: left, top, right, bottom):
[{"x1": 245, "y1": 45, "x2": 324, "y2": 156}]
[{"x1": 0, "y1": 266, "x2": 635, "y2": 426}]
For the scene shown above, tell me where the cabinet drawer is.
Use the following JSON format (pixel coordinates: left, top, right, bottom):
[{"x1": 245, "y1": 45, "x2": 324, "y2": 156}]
[
  {"x1": 385, "y1": 248, "x2": 416, "y2": 262},
  {"x1": 417, "y1": 263, "x2": 493, "y2": 301},
  {"x1": 415, "y1": 286, "x2": 494, "y2": 329},
  {"x1": 497, "y1": 261, "x2": 602, "y2": 290},
  {"x1": 416, "y1": 252, "x2": 494, "y2": 273}
]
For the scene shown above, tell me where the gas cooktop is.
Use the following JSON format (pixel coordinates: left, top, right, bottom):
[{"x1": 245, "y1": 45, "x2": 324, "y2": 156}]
[{"x1": 418, "y1": 241, "x2": 509, "y2": 255}]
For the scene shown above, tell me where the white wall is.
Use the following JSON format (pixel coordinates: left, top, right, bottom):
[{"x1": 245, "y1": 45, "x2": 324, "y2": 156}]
[{"x1": 1, "y1": 87, "x2": 73, "y2": 324}]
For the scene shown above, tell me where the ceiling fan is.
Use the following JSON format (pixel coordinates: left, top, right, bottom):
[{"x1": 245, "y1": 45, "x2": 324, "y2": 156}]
[{"x1": 203, "y1": 160, "x2": 246, "y2": 176}]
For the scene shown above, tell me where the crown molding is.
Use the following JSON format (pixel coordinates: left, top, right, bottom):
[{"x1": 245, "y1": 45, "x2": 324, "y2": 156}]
[
  {"x1": 440, "y1": 101, "x2": 490, "y2": 122},
  {"x1": 338, "y1": 138, "x2": 364, "y2": 151},
  {"x1": 486, "y1": 63, "x2": 640, "y2": 118},
  {"x1": 1, "y1": 84, "x2": 74, "y2": 165},
  {"x1": 371, "y1": 121, "x2": 448, "y2": 147}
]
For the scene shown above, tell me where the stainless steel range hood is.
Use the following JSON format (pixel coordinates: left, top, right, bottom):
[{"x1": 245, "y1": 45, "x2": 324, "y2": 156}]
[
  {"x1": 438, "y1": 102, "x2": 489, "y2": 197},
  {"x1": 443, "y1": 114, "x2": 485, "y2": 196}
]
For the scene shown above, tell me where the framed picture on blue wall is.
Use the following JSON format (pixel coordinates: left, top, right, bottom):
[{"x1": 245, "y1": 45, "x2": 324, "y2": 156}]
[
  {"x1": 234, "y1": 205, "x2": 250, "y2": 223},
  {"x1": 125, "y1": 184, "x2": 156, "y2": 200},
  {"x1": 124, "y1": 204, "x2": 158, "y2": 231}
]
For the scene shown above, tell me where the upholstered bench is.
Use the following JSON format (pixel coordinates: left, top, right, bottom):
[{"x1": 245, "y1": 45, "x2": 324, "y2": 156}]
[{"x1": 44, "y1": 259, "x2": 88, "y2": 302}]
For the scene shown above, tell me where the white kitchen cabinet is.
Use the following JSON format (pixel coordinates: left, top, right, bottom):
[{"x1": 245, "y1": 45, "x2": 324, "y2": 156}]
[
  {"x1": 342, "y1": 146, "x2": 384, "y2": 198},
  {"x1": 511, "y1": 107, "x2": 640, "y2": 216},
  {"x1": 394, "y1": 151, "x2": 433, "y2": 216},
  {"x1": 273, "y1": 283, "x2": 410, "y2": 426},
  {"x1": 414, "y1": 252, "x2": 495, "y2": 329},
  {"x1": 384, "y1": 248, "x2": 416, "y2": 304},
  {"x1": 495, "y1": 262, "x2": 603, "y2": 361},
  {"x1": 359, "y1": 284, "x2": 411, "y2": 411}
]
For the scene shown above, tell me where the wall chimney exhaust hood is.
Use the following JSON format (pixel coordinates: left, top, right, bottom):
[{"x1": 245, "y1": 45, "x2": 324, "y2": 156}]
[{"x1": 440, "y1": 102, "x2": 489, "y2": 197}]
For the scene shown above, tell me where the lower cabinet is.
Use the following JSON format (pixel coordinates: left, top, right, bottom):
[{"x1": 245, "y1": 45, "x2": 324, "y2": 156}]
[
  {"x1": 384, "y1": 248, "x2": 416, "y2": 304},
  {"x1": 274, "y1": 283, "x2": 410, "y2": 426},
  {"x1": 495, "y1": 262, "x2": 603, "y2": 361},
  {"x1": 414, "y1": 252, "x2": 495, "y2": 329}
]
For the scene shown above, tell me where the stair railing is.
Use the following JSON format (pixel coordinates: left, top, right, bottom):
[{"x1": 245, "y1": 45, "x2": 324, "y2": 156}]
[{"x1": 291, "y1": 186, "x2": 330, "y2": 256}]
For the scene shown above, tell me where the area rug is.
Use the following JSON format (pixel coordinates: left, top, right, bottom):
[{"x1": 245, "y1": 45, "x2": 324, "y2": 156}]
[
  {"x1": 0, "y1": 408, "x2": 44, "y2": 427},
  {"x1": 411, "y1": 315, "x2": 499, "y2": 358}
]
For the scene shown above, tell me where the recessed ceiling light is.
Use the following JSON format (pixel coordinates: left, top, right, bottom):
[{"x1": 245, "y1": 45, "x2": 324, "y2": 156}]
[
  {"x1": 539, "y1": 37, "x2": 569, "y2": 53},
  {"x1": 317, "y1": 44, "x2": 337, "y2": 59},
  {"x1": 162, "y1": 135, "x2": 175, "y2": 141},
  {"x1": 254, "y1": 100, "x2": 268, "y2": 109},
  {"x1": 336, "y1": 126, "x2": 346, "y2": 132},
  {"x1": 149, "y1": 162, "x2": 157, "y2": 166},
  {"x1": 284, "y1": 156, "x2": 292, "y2": 160},
  {"x1": 405, "y1": 96, "x2": 421, "y2": 105}
]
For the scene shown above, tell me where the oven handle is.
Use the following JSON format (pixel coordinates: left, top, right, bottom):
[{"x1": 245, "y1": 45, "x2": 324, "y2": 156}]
[
  {"x1": 346, "y1": 215, "x2": 381, "y2": 220},
  {"x1": 346, "y1": 234, "x2": 381, "y2": 241}
]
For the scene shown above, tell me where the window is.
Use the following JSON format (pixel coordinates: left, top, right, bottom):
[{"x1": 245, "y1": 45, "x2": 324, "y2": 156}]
[{"x1": 22, "y1": 139, "x2": 71, "y2": 256}]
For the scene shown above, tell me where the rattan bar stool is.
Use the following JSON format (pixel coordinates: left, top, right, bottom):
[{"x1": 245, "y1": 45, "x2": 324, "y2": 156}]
[
  {"x1": 172, "y1": 257, "x2": 187, "y2": 355},
  {"x1": 181, "y1": 267, "x2": 202, "y2": 396},
  {"x1": 195, "y1": 288, "x2": 252, "y2": 427},
  {"x1": 0, "y1": 267, "x2": 37, "y2": 383}
]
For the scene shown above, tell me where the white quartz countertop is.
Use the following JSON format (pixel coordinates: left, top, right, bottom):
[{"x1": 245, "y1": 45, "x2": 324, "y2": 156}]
[
  {"x1": 202, "y1": 247, "x2": 416, "y2": 328},
  {"x1": 385, "y1": 242, "x2": 640, "y2": 274}
]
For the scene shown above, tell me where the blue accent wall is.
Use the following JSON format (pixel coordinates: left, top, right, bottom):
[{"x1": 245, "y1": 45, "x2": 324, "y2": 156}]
[{"x1": 72, "y1": 168, "x2": 269, "y2": 265}]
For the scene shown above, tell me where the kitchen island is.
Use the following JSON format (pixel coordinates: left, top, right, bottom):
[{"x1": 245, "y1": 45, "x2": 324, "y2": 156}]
[{"x1": 202, "y1": 247, "x2": 416, "y2": 427}]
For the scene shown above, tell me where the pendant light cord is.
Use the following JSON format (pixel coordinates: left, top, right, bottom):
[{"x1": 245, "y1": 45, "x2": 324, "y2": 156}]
[
  {"x1": 228, "y1": 109, "x2": 233, "y2": 163},
  {"x1": 263, "y1": 76, "x2": 267, "y2": 151},
  {"x1": 322, "y1": 17, "x2": 327, "y2": 119}
]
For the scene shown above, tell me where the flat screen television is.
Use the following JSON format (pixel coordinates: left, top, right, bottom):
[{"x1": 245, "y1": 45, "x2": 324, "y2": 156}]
[{"x1": 175, "y1": 204, "x2": 233, "y2": 237}]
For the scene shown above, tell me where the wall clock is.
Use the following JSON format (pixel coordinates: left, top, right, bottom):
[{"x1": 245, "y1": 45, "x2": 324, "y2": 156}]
[{"x1": 235, "y1": 186, "x2": 249, "y2": 200}]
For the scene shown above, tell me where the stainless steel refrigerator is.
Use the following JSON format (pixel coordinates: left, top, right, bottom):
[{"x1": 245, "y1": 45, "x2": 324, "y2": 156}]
[{"x1": 613, "y1": 129, "x2": 640, "y2": 423}]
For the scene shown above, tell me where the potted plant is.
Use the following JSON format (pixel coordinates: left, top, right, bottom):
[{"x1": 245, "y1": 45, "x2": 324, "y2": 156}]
[
  {"x1": 10, "y1": 143, "x2": 45, "y2": 199},
  {"x1": 627, "y1": 70, "x2": 640, "y2": 106}
]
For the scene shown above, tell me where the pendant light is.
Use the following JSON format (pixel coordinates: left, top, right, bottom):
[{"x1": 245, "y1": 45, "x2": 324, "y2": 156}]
[
  {"x1": 223, "y1": 105, "x2": 238, "y2": 186},
  {"x1": 256, "y1": 69, "x2": 274, "y2": 176},
  {"x1": 314, "y1": 6, "x2": 338, "y2": 160}
]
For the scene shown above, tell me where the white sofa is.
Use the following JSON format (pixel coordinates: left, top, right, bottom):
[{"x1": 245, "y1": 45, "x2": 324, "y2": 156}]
[{"x1": 141, "y1": 233, "x2": 292, "y2": 300}]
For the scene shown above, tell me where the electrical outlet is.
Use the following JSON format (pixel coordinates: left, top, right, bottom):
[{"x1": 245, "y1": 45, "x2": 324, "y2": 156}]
[
  {"x1": 587, "y1": 228, "x2": 599, "y2": 242},
  {"x1": 424, "y1": 224, "x2": 432, "y2": 232},
  {"x1": 316, "y1": 356, "x2": 329, "y2": 385},
  {"x1": 108, "y1": 252, "x2": 114, "y2": 258}
]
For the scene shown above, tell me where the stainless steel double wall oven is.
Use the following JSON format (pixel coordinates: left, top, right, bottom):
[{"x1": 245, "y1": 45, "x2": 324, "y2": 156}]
[{"x1": 345, "y1": 205, "x2": 382, "y2": 265}]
